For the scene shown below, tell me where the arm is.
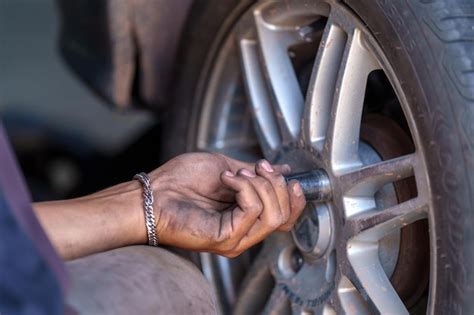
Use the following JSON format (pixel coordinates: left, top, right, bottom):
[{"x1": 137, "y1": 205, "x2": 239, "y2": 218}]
[
  {"x1": 34, "y1": 153, "x2": 306, "y2": 260},
  {"x1": 34, "y1": 180, "x2": 147, "y2": 260}
]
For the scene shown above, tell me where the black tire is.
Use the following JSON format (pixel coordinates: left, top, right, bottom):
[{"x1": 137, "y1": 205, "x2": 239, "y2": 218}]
[
  {"x1": 344, "y1": 1, "x2": 474, "y2": 313},
  {"x1": 162, "y1": 0, "x2": 474, "y2": 313},
  {"x1": 160, "y1": 0, "x2": 253, "y2": 162}
]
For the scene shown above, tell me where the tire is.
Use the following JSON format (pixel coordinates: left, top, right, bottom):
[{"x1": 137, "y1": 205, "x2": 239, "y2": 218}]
[
  {"x1": 344, "y1": 1, "x2": 474, "y2": 313},
  {"x1": 161, "y1": 0, "x2": 474, "y2": 313},
  {"x1": 160, "y1": 0, "x2": 253, "y2": 163}
]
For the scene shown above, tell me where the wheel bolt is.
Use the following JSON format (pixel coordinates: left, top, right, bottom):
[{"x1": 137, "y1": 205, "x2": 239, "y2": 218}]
[{"x1": 290, "y1": 249, "x2": 304, "y2": 273}]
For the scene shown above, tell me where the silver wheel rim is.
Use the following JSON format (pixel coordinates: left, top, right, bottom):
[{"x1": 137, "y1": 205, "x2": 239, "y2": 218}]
[{"x1": 194, "y1": 1, "x2": 433, "y2": 314}]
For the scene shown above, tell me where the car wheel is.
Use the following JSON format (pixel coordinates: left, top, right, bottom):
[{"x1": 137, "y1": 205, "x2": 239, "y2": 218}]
[{"x1": 162, "y1": 0, "x2": 474, "y2": 314}]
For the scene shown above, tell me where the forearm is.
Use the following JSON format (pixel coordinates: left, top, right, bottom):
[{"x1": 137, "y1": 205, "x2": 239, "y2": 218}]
[
  {"x1": 33, "y1": 180, "x2": 147, "y2": 260},
  {"x1": 32, "y1": 153, "x2": 306, "y2": 260}
]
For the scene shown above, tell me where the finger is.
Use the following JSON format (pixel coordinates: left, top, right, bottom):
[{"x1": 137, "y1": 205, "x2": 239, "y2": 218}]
[
  {"x1": 217, "y1": 153, "x2": 291, "y2": 176},
  {"x1": 254, "y1": 159, "x2": 291, "y2": 230},
  {"x1": 279, "y1": 180, "x2": 306, "y2": 231},
  {"x1": 214, "y1": 153, "x2": 255, "y2": 173},
  {"x1": 236, "y1": 169, "x2": 283, "y2": 245},
  {"x1": 273, "y1": 163, "x2": 291, "y2": 176},
  {"x1": 220, "y1": 171, "x2": 263, "y2": 240}
]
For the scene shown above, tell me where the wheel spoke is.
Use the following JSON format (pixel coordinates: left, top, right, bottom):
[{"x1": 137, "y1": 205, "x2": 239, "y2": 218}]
[
  {"x1": 322, "y1": 303, "x2": 337, "y2": 315},
  {"x1": 303, "y1": 17, "x2": 347, "y2": 150},
  {"x1": 233, "y1": 253, "x2": 275, "y2": 315},
  {"x1": 339, "y1": 153, "x2": 418, "y2": 217},
  {"x1": 240, "y1": 38, "x2": 282, "y2": 159},
  {"x1": 339, "y1": 154, "x2": 416, "y2": 196},
  {"x1": 325, "y1": 27, "x2": 381, "y2": 174},
  {"x1": 262, "y1": 285, "x2": 290, "y2": 315},
  {"x1": 341, "y1": 164, "x2": 428, "y2": 314},
  {"x1": 337, "y1": 276, "x2": 371, "y2": 315},
  {"x1": 345, "y1": 197, "x2": 427, "y2": 240},
  {"x1": 347, "y1": 240, "x2": 409, "y2": 314},
  {"x1": 252, "y1": 3, "x2": 306, "y2": 141},
  {"x1": 234, "y1": 233, "x2": 293, "y2": 314}
]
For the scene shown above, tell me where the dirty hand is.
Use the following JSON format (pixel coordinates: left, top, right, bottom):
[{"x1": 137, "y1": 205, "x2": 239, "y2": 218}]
[{"x1": 148, "y1": 153, "x2": 306, "y2": 257}]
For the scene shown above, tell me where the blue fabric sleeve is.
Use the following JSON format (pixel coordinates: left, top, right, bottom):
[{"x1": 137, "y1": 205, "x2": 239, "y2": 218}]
[{"x1": 0, "y1": 189, "x2": 64, "y2": 315}]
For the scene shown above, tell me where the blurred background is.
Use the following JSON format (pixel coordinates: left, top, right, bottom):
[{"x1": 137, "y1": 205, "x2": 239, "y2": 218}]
[{"x1": 0, "y1": 0, "x2": 161, "y2": 201}]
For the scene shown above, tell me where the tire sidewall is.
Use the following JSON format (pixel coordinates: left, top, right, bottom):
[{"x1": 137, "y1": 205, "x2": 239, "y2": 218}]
[{"x1": 161, "y1": 0, "x2": 254, "y2": 163}]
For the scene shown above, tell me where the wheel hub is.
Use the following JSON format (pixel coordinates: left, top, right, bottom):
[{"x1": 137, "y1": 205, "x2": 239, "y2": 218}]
[
  {"x1": 293, "y1": 202, "x2": 332, "y2": 259},
  {"x1": 269, "y1": 142, "x2": 402, "y2": 312}
]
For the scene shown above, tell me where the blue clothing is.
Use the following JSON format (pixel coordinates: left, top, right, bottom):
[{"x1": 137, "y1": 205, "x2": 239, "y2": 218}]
[{"x1": 0, "y1": 122, "x2": 66, "y2": 315}]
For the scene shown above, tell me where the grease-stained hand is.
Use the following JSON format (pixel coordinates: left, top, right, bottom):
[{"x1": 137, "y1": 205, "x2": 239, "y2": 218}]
[{"x1": 148, "y1": 153, "x2": 306, "y2": 257}]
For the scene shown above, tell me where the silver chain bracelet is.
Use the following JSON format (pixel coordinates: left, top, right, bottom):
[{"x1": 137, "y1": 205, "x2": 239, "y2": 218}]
[{"x1": 133, "y1": 172, "x2": 159, "y2": 247}]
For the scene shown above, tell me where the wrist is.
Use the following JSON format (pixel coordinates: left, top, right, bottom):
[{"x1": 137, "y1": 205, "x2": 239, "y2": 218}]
[
  {"x1": 34, "y1": 180, "x2": 150, "y2": 259},
  {"x1": 101, "y1": 179, "x2": 149, "y2": 246},
  {"x1": 148, "y1": 169, "x2": 173, "y2": 246}
]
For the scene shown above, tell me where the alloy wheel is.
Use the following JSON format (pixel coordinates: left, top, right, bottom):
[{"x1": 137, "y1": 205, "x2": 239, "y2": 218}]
[{"x1": 196, "y1": 1, "x2": 433, "y2": 314}]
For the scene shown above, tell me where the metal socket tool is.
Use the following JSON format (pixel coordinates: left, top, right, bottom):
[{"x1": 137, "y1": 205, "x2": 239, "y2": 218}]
[{"x1": 285, "y1": 169, "x2": 332, "y2": 202}]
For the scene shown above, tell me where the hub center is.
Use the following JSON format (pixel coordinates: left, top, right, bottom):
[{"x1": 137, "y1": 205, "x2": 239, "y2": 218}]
[{"x1": 292, "y1": 202, "x2": 332, "y2": 258}]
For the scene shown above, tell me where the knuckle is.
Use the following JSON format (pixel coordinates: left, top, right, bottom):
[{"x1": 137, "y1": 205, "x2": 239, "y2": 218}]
[
  {"x1": 254, "y1": 200, "x2": 264, "y2": 211},
  {"x1": 236, "y1": 175, "x2": 252, "y2": 187},
  {"x1": 215, "y1": 230, "x2": 232, "y2": 244},
  {"x1": 217, "y1": 241, "x2": 234, "y2": 253},
  {"x1": 290, "y1": 194, "x2": 305, "y2": 207},
  {"x1": 218, "y1": 235, "x2": 240, "y2": 252},
  {"x1": 283, "y1": 220, "x2": 295, "y2": 231},
  {"x1": 243, "y1": 178, "x2": 255, "y2": 188},
  {"x1": 223, "y1": 250, "x2": 240, "y2": 258},
  {"x1": 237, "y1": 195, "x2": 262, "y2": 213},
  {"x1": 279, "y1": 223, "x2": 294, "y2": 232},
  {"x1": 269, "y1": 221, "x2": 280, "y2": 230},
  {"x1": 268, "y1": 215, "x2": 283, "y2": 229},
  {"x1": 296, "y1": 199, "x2": 307, "y2": 210},
  {"x1": 244, "y1": 201, "x2": 263, "y2": 214},
  {"x1": 223, "y1": 242, "x2": 236, "y2": 252},
  {"x1": 229, "y1": 239, "x2": 240, "y2": 250},
  {"x1": 210, "y1": 152, "x2": 223, "y2": 159},
  {"x1": 277, "y1": 213, "x2": 285, "y2": 224},
  {"x1": 261, "y1": 178, "x2": 274, "y2": 193},
  {"x1": 208, "y1": 152, "x2": 222, "y2": 158},
  {"x1": 219, "y1": 242, "x2": 241, "y2": 257},
  {"x1": 275, "y1": 173, "x2": 287, "y2": 187},
  {"x1": 237, "y1": 169, "x2": 255, "y2": 179}
]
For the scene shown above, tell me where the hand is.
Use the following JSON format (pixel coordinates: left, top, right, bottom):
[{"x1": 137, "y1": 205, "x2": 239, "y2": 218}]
[{"x1": 149, "y1": 153, "x2": 306, "y2": 257}]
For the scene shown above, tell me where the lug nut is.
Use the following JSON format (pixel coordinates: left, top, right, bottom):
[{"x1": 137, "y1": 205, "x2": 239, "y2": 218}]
[{"x1": 290, "y1": 249, "x2": 304, "y2": 273}]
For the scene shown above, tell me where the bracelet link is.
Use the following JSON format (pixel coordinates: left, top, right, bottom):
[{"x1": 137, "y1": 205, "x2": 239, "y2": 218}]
[{"x1": 133, "y1": 172, "x2": 159, "y2": 247}]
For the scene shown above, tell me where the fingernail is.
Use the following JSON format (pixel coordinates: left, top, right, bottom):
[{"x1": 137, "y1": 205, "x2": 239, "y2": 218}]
[
  {"x1": 283, "y1": 164, "x2": 291, "y2": 174},
  {"x1": 224, "y1": 171, "x2": 234, "y2": 177},
  {"x1": 292, "y1": 182, "x2": 303, "y2": 196},
  {"x1": 240, "y1": 169, "x2": 255, "y2": 177},
  {"x1": 261, "y1": 160, "x2": 274, "y2": 172}
]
